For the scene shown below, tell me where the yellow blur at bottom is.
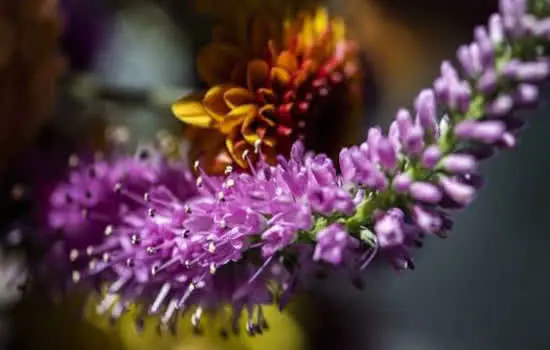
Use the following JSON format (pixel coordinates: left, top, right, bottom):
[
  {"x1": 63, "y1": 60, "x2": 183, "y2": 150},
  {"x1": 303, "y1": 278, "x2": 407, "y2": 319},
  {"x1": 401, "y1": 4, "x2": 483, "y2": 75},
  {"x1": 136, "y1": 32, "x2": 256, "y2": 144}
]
[
  {"x1": 14, "y1": 292, "x2": 305, "y2": 350},
  {"x1": 86, "y1": 295, "x2": 306, "y2": 350}
]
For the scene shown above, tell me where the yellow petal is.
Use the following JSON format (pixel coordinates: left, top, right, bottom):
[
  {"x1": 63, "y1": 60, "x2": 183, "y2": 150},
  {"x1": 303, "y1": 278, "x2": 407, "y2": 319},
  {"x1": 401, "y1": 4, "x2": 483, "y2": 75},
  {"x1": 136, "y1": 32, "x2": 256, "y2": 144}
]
[
  {"x1": 314, "y1": 8, "x2": 329, "y2": 36},
  {"x1": 247, "y1": 59, "x2": 269, "y2": 92},
  {"x1": 172, "y1": 93, "x2": 213, "y2": 128},
  {"x1": 258, "y1": 88, "x2": 276, "y2": 104},
  {"x1": 293, "y1": 67, "x2": 310, "y2": 88},
  {"x1": 258, "y1": 105, "x2": 277, "y2": 127},
  {"x1": 197, "y1": 44, "x2": 245, "y2": 86},
  {"x1": 332, "y1": 18, "x2": 346, "y2": 43},
  {"x1": 276, "y1": 50, "x2": 299, "y2": 72},
  {"x1": 203, "y1": 85, "x2": 232, "y2": 121},
  {"x1": 241, "y1": 106, "x2": 276, "y2": 145},
  {"x1": 261, "y1": 129, "x2": 278, "y2": 148},
  {"x1": 241, "y1": 114, "x2": 261, "y2": 144},
  {"x1": 219, "y1": 105, "x2": 256, "y2": 134},
  {"x1": 271, "y1": 67, "x2": 292, "y2": 86},
  {"x1": 300, "y1": 15, "x2": 314, "y2": 52},
  {"x1": 224, "y1": 87, "x2": 255, "y2": 109},
  {"x1": 226, "y1": 136, "x2": 250, "y2": 169}
]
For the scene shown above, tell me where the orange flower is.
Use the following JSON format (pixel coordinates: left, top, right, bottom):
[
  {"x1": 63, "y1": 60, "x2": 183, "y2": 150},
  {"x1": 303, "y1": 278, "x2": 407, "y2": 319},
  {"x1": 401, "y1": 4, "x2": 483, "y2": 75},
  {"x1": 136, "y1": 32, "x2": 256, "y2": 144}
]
[{"x1": 173, "y1": 8, "x2": 361, "y2": 174}]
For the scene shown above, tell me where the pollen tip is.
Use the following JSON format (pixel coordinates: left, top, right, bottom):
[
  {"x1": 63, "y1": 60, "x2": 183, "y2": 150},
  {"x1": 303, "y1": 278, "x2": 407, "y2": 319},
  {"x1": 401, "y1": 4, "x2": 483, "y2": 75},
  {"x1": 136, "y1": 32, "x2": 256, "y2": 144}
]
[
  {"x1": 104, "y1": 225, "x2": 113, "y2": 236},
  {"x1": 72, "y1": 271, "x2": 81, "y2": 283},
  {"x1": 113, "y1": 183, "x2": 123, "y2": 193},
  {"x1": 68, "y1": 154, "x2": 79, "y2": 168}
]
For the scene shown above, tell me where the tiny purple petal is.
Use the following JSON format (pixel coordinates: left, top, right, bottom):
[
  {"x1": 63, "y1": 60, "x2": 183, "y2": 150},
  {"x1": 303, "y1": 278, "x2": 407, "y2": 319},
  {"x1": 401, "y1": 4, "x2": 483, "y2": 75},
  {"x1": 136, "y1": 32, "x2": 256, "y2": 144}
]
[
  {"x1": 375, "y1": 209, "x2": 405, "y2": 248},
  {"x1": 421, "y1": 145, "x2": 442, "y2": 169},
  {"x1": 488, "y1": 14, "x2": 504, "y2": 44},
  {"x1": 404, "y1": 126, "x2": 424, "y2": 155},
  {"x1": 290, "y1": 141, "x2": 305, "y2": 163},
  {"x1": 514, "y1": 83, "x2": 539, "y2": 105},
  {"x1": 376, "y1": 137, "x2": 397, "y2": 170},
  {"x1": 477, "y1": 69, "x2": 498, "y2": 95},
  {"x1": 313, "y1": 224, "x2": 349, "y2": 265},
  {"x1": 498, "y1": 132, "x2": 518, "y2": 148},
  {"x1": 393, "y1": 173, "x2": 412, "y2": 193},
  {"x1": 457, "y1": 45, "x2": 475, "y2": 77},
  {"x1": 396, "y1": 108, "x2": 413, "y2": 140},
  {"x1": 409, "y1": 182, "x2": 442, "y2": 203},
  {"x1": 367, "y1": 128, "x2": 383, "y2": 162},
  {"x1": 485, "y1": 94, "x2": 514, "y2": 116},
  {"x1": 309, "y1": 154, "x2": 337, "y2": 186},
  {"x1": 455, "y1": 120, "x2": 506, "y2": 143},
  {"x1": 439, "y1": 176, "x2": 476, "y2": 206},
  {"x1": 415, "y1": 89, "x2": 438, "y2": 135},
  {"x1": 261, "y1": 225, "x2": 295, "y2": 257},
  {"x1": 474, "y1": 26, "x2": 494, "y2": 66},
  {"x1": 441, "y1": 154, "x2": 477, "y2": 174},
  {"x1": 339, "y1": 148, "x2": 356, "y2": 182},
  {"x1": 412, "y1": 205, "x2": 443, "y2": 234}
]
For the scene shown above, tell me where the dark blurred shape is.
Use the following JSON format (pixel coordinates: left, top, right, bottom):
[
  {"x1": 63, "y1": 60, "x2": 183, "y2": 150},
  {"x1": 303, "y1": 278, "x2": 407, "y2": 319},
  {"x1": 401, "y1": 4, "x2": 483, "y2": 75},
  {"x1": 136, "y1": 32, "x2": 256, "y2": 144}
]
[
  {"x1": 0, "y1": 0, "x2": 64, "y2": 176},
  {"x1": 59, "y1": 0, "x2": 112, "y2": 71},
  {"x1": 11, "y1": 291, "x2": 126, "y2": 350},
  {"x1": 381, "y1": 0, "x2": 497, "y2": 26}
]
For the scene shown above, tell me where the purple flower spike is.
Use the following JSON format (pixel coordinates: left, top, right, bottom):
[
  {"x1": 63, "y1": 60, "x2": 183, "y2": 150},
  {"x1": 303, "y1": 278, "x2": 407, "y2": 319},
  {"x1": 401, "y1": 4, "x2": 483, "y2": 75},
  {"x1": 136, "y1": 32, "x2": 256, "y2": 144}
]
[{"x1": 32, "y1": 0, "x2": 550, "y2": 335}]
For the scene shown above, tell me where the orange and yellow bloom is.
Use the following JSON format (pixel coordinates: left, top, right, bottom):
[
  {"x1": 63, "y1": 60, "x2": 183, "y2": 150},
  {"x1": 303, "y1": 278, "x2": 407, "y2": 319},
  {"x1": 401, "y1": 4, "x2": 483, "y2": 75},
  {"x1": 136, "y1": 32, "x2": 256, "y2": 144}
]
[{"x1": 172, "y1": 8, "x2": 361, "y2": 174}]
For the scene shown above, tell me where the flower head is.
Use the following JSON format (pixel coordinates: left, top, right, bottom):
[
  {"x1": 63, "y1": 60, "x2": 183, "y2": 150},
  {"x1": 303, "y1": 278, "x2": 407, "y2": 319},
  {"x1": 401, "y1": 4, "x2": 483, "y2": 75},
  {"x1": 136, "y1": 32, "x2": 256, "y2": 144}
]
[
  {"x1": 38, "y1": 146, "x2": 198, "y2": 276},
  {"x1": 172, "y1": 8, "x2": 361, "y2": 174}
]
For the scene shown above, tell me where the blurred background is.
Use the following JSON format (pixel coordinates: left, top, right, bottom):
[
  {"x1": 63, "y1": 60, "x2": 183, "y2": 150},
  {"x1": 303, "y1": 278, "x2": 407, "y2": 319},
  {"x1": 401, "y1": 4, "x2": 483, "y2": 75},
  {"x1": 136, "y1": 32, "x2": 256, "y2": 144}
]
[{"x1": 2, "y1": 0, "x2": 550, "y2": 349}]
